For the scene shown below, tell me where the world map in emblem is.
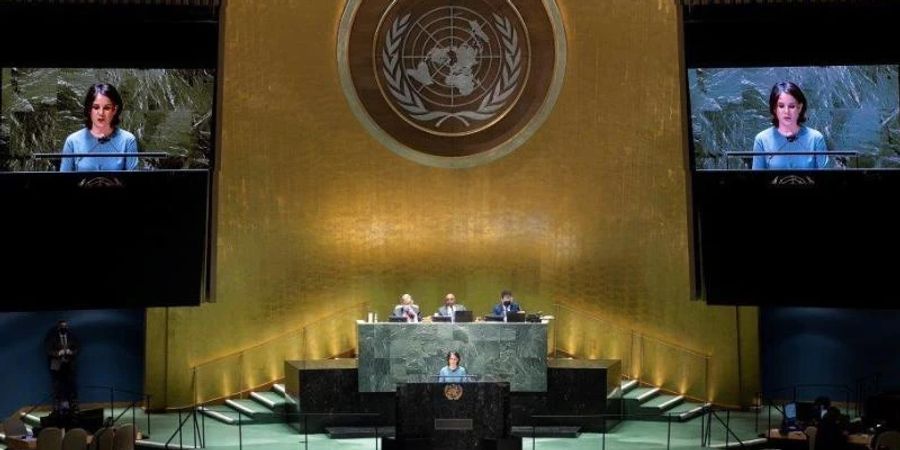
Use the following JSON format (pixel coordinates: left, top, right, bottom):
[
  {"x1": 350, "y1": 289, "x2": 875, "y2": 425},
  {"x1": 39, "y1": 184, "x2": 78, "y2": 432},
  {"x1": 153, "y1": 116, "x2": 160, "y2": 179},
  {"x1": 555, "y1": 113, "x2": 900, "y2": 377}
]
[
  {"x1": 338, "y1": 0, "x2": 566, "y2": 167},
  {"x1": 378, "y1": 3, "x2": 528, "y2": 136}
]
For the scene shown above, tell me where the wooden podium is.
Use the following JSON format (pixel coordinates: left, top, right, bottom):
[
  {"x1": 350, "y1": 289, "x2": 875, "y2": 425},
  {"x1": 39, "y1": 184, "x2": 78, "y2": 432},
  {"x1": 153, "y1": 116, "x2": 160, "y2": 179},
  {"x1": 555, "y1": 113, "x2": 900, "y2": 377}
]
[{"x1": 384, "y1": 380, "x2": 521, "y2": 450}]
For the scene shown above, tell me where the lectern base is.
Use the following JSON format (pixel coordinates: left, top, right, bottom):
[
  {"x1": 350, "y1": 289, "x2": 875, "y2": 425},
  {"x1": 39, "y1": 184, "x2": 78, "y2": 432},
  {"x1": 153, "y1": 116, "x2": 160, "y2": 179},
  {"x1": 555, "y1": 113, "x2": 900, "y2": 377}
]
[{"x1": 381, "y1": 436, "x2": 522, "y2": 450}]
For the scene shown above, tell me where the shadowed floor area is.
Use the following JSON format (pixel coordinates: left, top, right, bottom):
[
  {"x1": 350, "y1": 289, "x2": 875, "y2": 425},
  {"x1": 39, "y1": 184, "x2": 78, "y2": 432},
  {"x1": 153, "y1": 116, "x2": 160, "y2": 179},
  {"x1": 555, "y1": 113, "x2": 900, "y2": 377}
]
[{"x1": 3, "y1": 406, "x2": 784, "y2": 450}]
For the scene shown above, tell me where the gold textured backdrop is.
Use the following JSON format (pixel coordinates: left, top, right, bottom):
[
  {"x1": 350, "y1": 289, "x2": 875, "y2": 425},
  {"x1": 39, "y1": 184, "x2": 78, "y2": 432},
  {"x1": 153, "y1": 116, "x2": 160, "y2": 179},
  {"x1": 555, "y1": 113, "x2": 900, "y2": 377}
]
[{"x1": 145, "y1": 0, "x2": 759, "y2": 408}]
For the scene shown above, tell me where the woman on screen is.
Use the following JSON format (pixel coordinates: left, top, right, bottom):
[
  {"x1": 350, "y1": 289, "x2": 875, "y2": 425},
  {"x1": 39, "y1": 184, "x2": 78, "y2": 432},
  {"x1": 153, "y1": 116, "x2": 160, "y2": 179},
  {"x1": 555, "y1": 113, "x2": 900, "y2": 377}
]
[
  {"x1": 438, "y1": 351, "x2": 469, "y2": 383},
  {"x1": 752, "y1": 81, "x2": 828, "y2": 170},
  {"x1": 60, "y1": 83, "x2": 139, "y2": 171}
]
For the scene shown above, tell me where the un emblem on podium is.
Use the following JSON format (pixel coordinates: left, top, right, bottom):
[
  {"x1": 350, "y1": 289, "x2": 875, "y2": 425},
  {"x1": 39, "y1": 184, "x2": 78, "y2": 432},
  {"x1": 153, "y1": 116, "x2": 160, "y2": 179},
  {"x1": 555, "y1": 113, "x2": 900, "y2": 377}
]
[
  {"x1": 338, "y1": 0, "x2": 566, "y2": 168},
  {"x1": 443, "y1": 384, "x2": 464, "y2": 400}
]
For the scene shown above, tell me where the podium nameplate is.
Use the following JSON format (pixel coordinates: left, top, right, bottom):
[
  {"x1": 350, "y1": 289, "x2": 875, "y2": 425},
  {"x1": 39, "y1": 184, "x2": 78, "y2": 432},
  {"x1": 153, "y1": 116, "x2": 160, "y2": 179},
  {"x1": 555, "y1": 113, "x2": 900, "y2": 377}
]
[{"x1": 434, "y1": 418, "x2": 473, "y2": 430}]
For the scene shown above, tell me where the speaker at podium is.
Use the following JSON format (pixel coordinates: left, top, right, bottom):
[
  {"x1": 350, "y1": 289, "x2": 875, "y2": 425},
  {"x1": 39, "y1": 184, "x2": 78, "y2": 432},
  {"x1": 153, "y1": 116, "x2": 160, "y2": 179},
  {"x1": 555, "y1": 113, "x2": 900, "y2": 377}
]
[{"x1": 384, "y1": 380, "x2": 521, "y2": 450}]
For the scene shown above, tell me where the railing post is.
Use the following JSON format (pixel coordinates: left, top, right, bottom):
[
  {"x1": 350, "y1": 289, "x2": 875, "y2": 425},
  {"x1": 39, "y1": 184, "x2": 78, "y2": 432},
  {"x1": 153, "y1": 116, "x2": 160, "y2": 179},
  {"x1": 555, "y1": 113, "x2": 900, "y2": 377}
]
[
  {"x1": 200, "y1": 404, "x2": 206, "y2": 448},
  {"x1": 754, "y1": 393, "x2": 759, "y2": 433},
  {"x1": 192, "y1": 367, "x2": 198, "y2": 405},
  {"x1": 553, "y1": 303, "x2": 560, "y2": 358},
  {"x1": 145, "y1": 395, "x2": 151, "y2": 438},
  {"x1": 602, "y1": 416, "x2": 606, "y2": 450},
  {"x1": 193, "y1": 408, "x2": 198, "y2": 449},
  {"x1": 178, "y1": 408, "x2": 183, "y2": 449},
  {"x1": 638, "y1": 333, "x2": 644, "y2": 384},
  {"x1": 109, "y1": 387, "x2": 115, "y2": 424},
  {"x1": 705, "y1": 356, "x2": 710, "y2": 402},
  {"x1": 724, "y1": 410, "x2": 730, "y2": 448},
  {"x1": 667, "y1": 414, "x2": 672, "y2": 450},
  {"x1": 700, "y1": 407, "x2": 706, "y2": 447},
  {"x1": 238, "y1": 408, "x2": 243, "y2": 450},
  {"x1": 238, "y1": 352, "x2": 245, "y2": 398}
]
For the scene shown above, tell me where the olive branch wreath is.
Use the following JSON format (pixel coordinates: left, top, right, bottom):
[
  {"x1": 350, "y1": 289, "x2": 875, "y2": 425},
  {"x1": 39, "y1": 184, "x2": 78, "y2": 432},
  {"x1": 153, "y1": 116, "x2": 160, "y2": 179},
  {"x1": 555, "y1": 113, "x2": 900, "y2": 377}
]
[{"x1": 381, "y1": 12, "x2": 522, "y2": 128}]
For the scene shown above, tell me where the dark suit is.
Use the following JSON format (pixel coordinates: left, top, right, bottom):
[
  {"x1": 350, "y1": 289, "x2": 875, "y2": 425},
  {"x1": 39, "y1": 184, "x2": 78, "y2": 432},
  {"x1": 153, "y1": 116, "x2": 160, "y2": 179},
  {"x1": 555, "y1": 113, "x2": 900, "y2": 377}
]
[
  {"x1": 491, "y1": 302, "x2": 521, "y2": 317},
  {"x1": 44, "y1": 327, "x2": 80, "y2": 409},
  {"x1": 436, "y1": 304, "x2": 467, "y2": 317}
]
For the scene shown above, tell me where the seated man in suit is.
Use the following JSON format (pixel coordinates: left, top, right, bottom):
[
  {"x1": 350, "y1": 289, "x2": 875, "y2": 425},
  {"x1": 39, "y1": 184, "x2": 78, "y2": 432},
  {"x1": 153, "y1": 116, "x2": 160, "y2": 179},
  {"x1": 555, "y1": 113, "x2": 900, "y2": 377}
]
[
  {"x1": 491, "y1": 290, "x2": 522, "y2": 320},
  {"x1": 392, "y1": 293, "x2": 421, "y2": 323},
  {"x1": 434, "y1": 293, "x2": 467, "y2": 320}
]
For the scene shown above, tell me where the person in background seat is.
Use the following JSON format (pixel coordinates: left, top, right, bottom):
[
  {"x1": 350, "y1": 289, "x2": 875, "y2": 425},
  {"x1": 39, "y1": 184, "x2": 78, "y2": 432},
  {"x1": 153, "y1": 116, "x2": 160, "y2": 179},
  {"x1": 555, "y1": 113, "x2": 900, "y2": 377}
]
[
  {"x1": 491, "y1": 289, "x2": 521, "y2": 321},
  {"x1": 392, "y1": 293, "x2": 421, "y2": 322},
  {"x1": 435, "y1": 293, "x2": 467, "y2": 320}
]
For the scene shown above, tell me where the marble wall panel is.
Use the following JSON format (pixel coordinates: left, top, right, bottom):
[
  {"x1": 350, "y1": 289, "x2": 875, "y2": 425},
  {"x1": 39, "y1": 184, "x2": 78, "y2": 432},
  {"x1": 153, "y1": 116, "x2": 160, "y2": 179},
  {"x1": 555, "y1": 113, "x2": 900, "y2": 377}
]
[{"x1": 358, "y1": 323, "x2": 547, "y2": 392}]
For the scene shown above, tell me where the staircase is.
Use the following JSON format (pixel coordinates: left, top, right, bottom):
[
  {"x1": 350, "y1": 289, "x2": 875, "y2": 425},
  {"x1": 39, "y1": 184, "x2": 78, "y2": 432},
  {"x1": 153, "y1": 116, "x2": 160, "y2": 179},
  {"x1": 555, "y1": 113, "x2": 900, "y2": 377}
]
[
  {"x1": 199, "y1": 384, "x2": 291, "y2": 425},
  {"x1": 617, "y1": 379, "x2": 708, "y2": 422}
]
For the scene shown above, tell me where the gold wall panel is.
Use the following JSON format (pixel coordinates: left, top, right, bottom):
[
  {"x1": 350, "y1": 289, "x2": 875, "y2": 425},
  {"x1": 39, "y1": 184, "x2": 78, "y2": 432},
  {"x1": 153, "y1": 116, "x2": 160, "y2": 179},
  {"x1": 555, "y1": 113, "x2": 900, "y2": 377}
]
[{"x1": 145, "y1": 0, "x2": 759, "y2": 408}]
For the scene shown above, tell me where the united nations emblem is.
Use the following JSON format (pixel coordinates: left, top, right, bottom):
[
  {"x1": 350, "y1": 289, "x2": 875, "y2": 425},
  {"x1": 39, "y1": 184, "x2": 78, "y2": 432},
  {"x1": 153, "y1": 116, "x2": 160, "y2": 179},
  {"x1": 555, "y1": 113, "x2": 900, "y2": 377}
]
[
  {"x1": 443, "y1": 383, "x2": 464, "y2": 400},
  {"x1": 338, "y1": 0, "x2": 566, "y2": 168}
]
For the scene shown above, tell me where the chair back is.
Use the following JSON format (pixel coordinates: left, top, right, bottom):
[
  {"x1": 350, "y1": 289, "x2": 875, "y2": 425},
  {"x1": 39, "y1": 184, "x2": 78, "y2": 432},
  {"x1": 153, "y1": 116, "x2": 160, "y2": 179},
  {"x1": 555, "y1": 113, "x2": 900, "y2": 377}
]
[
  {"x1": 89, "y1": 427, "x2": 115, "y2": 450},
  {"x1": 875, "y1": 430, "x2": 900, "y2": 450},
  {"x1": 36, "y1": 426, "x2": 63, "y2": 450},
  {"x1": 804, "y1": 425, "x2": 817, "y2": 450},
  {"x1": 112, "y1": 424, "x2": 135, "y2": 450},
  {"x1": 2, "y1": 416, "x2": 28, "y2": 437},
  {"x1": 61, "y1": 427, "x2": 88, "y2": 450}
]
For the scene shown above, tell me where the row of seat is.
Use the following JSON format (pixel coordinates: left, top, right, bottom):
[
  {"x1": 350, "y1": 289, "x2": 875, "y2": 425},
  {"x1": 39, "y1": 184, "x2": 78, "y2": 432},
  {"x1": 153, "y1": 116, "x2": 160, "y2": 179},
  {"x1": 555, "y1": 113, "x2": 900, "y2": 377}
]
[
  {"x1": 2, "y1": 418, "x2": 135, "y2": 450},
  {"x1": 804, "y1": 426, "x2": 900, "y2": 450}
]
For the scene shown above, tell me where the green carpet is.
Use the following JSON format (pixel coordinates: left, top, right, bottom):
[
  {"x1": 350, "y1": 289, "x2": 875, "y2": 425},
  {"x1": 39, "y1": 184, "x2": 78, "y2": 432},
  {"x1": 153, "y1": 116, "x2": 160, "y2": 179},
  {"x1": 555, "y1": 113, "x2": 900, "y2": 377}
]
[{"x1": 3, "y1": 406, "x2": 783, "y2": 450}]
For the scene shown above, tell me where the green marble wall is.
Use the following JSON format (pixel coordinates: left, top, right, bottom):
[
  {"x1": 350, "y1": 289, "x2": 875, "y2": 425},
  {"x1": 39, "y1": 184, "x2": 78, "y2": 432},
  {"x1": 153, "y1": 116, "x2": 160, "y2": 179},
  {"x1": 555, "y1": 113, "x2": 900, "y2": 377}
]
[{"x1": 357, "y1": 322, "x2": 547, "y2": 392}]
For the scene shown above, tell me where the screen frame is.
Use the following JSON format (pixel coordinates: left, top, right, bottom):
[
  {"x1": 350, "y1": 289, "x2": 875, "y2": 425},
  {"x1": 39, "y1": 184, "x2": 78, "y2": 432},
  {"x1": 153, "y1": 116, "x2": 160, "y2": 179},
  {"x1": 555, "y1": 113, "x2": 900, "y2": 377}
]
[
  {"x1": 680, "y1": 1, "x2": 900, "y2": 307},
  {"x1": 0, "y1": 2, "x2": 223, "y2": 306}
]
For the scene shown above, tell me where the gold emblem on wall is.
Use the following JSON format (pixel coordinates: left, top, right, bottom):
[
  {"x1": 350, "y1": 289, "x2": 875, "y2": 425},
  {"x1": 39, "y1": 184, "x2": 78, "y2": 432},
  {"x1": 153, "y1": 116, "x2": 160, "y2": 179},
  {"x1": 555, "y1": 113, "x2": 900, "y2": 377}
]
[
  {"x1": 443, "y1": 383, "x2": 464, "y2": 400},
  {"x1": 338, "y1": 0, "x2": 566, "y2": 168}
]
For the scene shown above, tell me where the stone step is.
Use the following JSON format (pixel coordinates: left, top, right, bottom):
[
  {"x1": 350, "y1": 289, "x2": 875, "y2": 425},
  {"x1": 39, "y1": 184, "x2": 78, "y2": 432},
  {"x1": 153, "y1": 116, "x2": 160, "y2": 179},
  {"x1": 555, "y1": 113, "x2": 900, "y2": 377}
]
[
  {"x1": 624, "y1": 387, "x2": 660, "y2": 401},
  {"x1": 641, "y1": 394, "x2": 684, "y2": 411},
  {"x1": 669, "y1": 401, "x2": 710, "y2": 421},
  {"x1": 198, "y1": 407, "x2": 253, "y2": 425},
  {"x1": 511, "y1": 426, "x2": 581, "y2": 438},
  {"x1": 225, "y1": 399, "x2": 273, "y2": 417},
  {"x1": 325, "y1": 426, "x2": 395, "y2": 439},
  {"x1": 250, "y1": 391, "x2": 287, "y2": 410}
]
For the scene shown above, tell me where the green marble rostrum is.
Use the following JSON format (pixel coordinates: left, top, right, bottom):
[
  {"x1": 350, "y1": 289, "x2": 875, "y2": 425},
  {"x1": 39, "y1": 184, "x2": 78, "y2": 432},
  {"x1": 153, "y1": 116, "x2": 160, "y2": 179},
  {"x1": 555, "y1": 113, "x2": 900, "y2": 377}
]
[{"x1": 357, "y1": 322, "x2": 548, "y2": 392}]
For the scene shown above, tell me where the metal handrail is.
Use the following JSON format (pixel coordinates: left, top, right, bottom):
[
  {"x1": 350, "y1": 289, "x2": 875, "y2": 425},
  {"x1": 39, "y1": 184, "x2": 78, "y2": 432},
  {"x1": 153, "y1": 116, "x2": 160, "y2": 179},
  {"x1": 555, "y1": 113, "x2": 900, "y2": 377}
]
[
  {"x1": 186, "y1": 301, "x2": 370, "y2": 407},
  {"x1": 532, "y1": 412, "x2": 684, "y2": 450},
  {"x1": 191, "y1": 301, "x2": 369, "y2": 369},
  {"x1": 552, "y1": 303, "x2": 633, "y2": 335},
  {"x1": 551, "y1": 303, "x2": 711, "y2": 401},
  {"x1": 164, "y1": 406, "x2": 203, "y2": 449},
  {"x1": 702, "y1": 406, "x2": 747, "y2": 448},
  {"x1": 33, "y1": 152, "x2": 170, "y2": 159},
  {"x1": 638, "y1": 332, "x2": 711, "y2": 359}
]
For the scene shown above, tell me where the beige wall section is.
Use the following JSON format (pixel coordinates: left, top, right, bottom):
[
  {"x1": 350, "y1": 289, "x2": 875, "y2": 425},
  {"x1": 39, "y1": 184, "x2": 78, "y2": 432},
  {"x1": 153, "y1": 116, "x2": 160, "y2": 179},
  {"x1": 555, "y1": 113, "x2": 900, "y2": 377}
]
[{"x1": 145, "y1": 0, "x2": 759, "y2": 408}]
